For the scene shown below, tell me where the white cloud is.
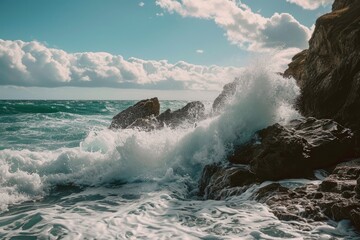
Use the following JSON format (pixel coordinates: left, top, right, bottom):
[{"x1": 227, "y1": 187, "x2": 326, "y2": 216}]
[
  {"x1": 0, "y1": 39, "x2": 244, "y2": 90},
  {"x1": 156, "y1": 12, "x2": 164, "y2": 16},
  {"x1": 286, "y1": 0, "x2": 333, "y2": 10},
  {"x1": 155, "y1": 0, "x2": 311, "y2": 51},
  {"x1": 196, "y1": 49, "x2": 204, "y2": 54},
  {"x1": 139, "y1": 2, "x2": 145, "y2": 7}
]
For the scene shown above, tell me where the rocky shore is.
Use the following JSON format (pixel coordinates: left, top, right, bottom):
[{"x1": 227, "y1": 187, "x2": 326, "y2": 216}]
[{"x1": 109, "y1": 0, "x2": 360, "y2": 232}]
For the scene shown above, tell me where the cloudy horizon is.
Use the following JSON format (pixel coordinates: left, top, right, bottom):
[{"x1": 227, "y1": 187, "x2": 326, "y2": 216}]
[{"x1": 0, "y1": 0, "x2": 332, "y2": 100}]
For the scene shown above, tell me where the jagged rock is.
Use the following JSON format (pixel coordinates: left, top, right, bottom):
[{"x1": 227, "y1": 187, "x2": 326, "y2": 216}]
[
  {"x1": 110, "y1": 98, "x2": 160, "y2": 129},
  {"x1": 332, "y1": 0, "x2": 356, "y2": 11},
  {"x1": 109, "y1": 99, "x2": 205, "y2": 130},
  {"x1": 284, "y1": 0, "x2": 360, "y2": 145},
  {"x1": 212, "y1": 80, "x2": 238, "y2": 113},
  {"x1": 230, "y1": 118, "x2": 354, "y2": 180},
  {"x1": 157, "y1": 101, "x2": 205, "y2": 128},
  {"x1": 253, "y1": 159, "x2": 360, "y2": 230},
  {"x1": 198, "y1": 164, "x2": 257, "y2": 199}
]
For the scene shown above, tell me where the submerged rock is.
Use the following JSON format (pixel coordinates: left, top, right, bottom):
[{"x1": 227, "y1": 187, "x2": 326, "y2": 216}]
[
  {"x1": 110, "y1": 98, "x2": 160, "y2": 129},
  {"x1": 254, "y1": 159, "x2": 360, "y2": 231},
  {"x1": 284, "y1": 0, "x2": 360, "y2": 144}
]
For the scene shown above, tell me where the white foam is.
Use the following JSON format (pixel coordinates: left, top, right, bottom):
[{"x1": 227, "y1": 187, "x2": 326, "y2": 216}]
[{"x1": 0, "y1": 66, "x2": 301, "y2": 210}]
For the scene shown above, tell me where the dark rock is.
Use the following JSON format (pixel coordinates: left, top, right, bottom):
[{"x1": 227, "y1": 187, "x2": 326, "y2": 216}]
[
  {"x1": 332, "y1": 0, "x2": 356, "y2": 11},
  {"x1": 198, "y1": 164, "x2": 257, "y2": 199},
  {"x1": 254, "y1": 183, "x2": 289, "y2": 202},
  {"x1": 231, "y1": 117, "x2": 354, "y2": 180},
  {"x1": 110, "y1": 99, "x2": 206, "y2": 130},
  {"x1": 252, "y1": 159, "x2": 360, "y2": 231},
  {"x1": 110, "y1": 98, "x2": 160, "y2": 129},
  {"x1": 284, "y1": 0, "x2": 360, "y2": 147},
  {"x1": 157, "y1": 101, "x2": 205, "y2": 128},
  {"x1": 350, "y1": 209, "x2": 360, "y2": 230},
  {"x1": 212, "y1": 80, "x2": 238, "y2": 113}
]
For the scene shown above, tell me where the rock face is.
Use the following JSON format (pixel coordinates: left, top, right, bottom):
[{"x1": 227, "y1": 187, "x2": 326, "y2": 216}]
[
  {"x1": 157, "y1": 101, "x2": 205, "y2": 128},
  {"x1": 198, "y1": 164, "x2": 257, "y2": 200},
  {"x1": 199, "y1": 118, "x2": 354, "y2": 199},
  {"x1": 254, "y1": 159, "x2": 360, "y2": 230},
  {"x1": 212, "y1": 80, "x2": 238, "y2": 113},
  {"x1": 110, "y1": 98, "x2": 160, "y2": 129},
  {"x1": 110, "y1": 99, "x2": 205, "y2": 130},
  {"x1": 231, "y1": 117, "x2": 355, "y2": 180},
  {"x1": 284, "y1": 0, "x2": 360, "y2": 141},
  {"x1": 197, "y1": 0, "x2": 360, "y2": 232}
]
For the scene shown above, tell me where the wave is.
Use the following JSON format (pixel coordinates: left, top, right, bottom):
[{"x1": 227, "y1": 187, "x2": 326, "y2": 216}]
[{"x1": 0, "y1": 65, "x2": 300, "y2": 210}]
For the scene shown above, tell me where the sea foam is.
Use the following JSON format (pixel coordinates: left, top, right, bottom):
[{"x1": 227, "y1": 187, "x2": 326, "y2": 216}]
[{"x1": 0, "y1": 65, "x2": 299, "y2": 210}]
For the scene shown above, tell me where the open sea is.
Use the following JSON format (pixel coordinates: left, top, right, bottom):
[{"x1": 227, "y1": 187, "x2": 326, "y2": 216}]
[{"x1": 0, "y1": 70, "x2": 359, "y2": 239}]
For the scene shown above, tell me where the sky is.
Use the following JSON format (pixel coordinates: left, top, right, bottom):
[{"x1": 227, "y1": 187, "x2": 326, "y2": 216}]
[{"x1": 0, "y1": 0, "x2": 332, "y2": 100}]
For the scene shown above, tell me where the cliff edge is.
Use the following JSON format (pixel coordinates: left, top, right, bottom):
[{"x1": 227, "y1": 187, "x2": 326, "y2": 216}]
[{"x1": 284, "y1": 0, "x2": 360, "y2": 144}]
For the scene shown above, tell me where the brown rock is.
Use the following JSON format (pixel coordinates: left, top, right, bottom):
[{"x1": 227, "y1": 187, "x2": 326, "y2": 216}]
[
  {"x1": 110, "y1": 98, "x2": 160, "y2": 129},
  {"x1": 284, "y1": 0, "x2": 360, "y2": 146}
]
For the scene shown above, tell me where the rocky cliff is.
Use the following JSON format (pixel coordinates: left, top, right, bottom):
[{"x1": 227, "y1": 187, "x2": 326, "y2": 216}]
[
  {"x1": 198, "y1": 0, "x2": 360, "y2": 231},
  {"x1": 284, "y1": 0, "x2": 360, "y2": 144}
]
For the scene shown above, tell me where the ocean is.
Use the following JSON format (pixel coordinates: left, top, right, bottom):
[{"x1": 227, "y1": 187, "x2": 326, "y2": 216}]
[{"x1": 0, "y1": 70, "x2": 359, "y2": 239}]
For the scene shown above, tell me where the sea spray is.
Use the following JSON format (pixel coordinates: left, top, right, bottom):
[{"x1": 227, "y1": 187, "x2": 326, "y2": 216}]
[
  {"x1": 0, "y1": 66, "x2": 299, "y2": 212},
  {"x1": 1, "y1": 72, "x2": 359, "y2": 239}
]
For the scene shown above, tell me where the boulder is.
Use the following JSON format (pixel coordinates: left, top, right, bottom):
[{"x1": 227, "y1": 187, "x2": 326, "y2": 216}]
[
  {"x1": 283, "y1": 0, "x2": 360, "y2": 145},
  {"x1": 229, "y1": 118, "x2": 354, "y2": 180},
  {"x1": 110, "y1": 99, "x2": 205, "y2": 130},
  {"x1": 157, "y1": 101, "x2": 205, "y2": 128},
  {"x1": 110, "y1": 98, "x2": 160, "y2": 129}
]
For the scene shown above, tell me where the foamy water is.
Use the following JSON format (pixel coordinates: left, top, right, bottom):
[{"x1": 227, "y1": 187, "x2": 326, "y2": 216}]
[{"x1": 0, "y1": 67, "x2": 358, "y2": 239}]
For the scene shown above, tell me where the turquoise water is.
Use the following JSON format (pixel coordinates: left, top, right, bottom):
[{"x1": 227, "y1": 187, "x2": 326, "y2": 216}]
[
  {"x1": 0, "y1": 100, "x2": 188, "y2": 151},
  {"x1": 0, "y1": 70, "x2": 359, "y2": 239}
]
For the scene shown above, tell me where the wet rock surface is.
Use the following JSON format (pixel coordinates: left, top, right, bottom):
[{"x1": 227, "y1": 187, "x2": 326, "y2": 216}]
[
  {"x1": 110, "y1": 99, "x2": 205, "y2": 130},
  {"x1": 198, "y1": 0, "x2": 360, "y2": 232},
  {"x1": 230, "y1": 117, "x2": 354, "y2": 180},
  {"x1": 253, "y1": 159, "x2": 360, "y2": 230},
  {"x1": 157, "y1": 101, "x2": 205, "y2": 128},
  {"x1": 110, "y1": 98, "x2": 160, "y2": 129},
  {"x1": 198, "y1": 164, "x2": 257, "y2": 200}
]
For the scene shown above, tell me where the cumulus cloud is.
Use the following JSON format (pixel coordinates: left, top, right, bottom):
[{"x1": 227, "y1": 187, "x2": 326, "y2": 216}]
[
  {"x1": 0, "y1": 39, "x2": 244, "y2": 90},
  {"x1": 155, "y1": 0, "x2": 311, "y2": 51},
  {"x1": 139, "y1": 2, "x2": 145, "y2": 7},
  {"x1": 196, "y1": 49, "x2": 204, "y2": 54},
  {"x1": 286, "y1": 0, "x2": 333, "y2": 10}
]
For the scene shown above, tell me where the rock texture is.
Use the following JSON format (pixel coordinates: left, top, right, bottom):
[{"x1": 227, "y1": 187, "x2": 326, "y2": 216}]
[
  {"x1": 284, "y1": 0, "x2": 360, "y2": 143},
  {"x1": 198, "y1": 164, "x2": 257, "y2": 200},
  {"x1": 110, "y1": 99, "x2": 205, "y2": 130},
  {"x1": 230, "y1": 117, "x2": 355, "y2": 180},
  {"x1": 254, "y1": 159, "x2": 360, "y2": 230},
  {"x1": 157, "y1": 101, "x2": 205, "y2": 128},
  {"x1": 110, "y1": 98, "x2": 160, "y2": 129},
  {"x1": 198, "y1": 0, "x2": 360, "y2": 232},
  {"x1": 199, "y1": 118, "x2": 354, "y2": 199}
]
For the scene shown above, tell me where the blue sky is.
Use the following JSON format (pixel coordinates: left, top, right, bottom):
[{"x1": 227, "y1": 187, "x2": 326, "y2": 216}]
[{"x1": 0, "y1": 0, "x2": 332, "y2": 100}]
